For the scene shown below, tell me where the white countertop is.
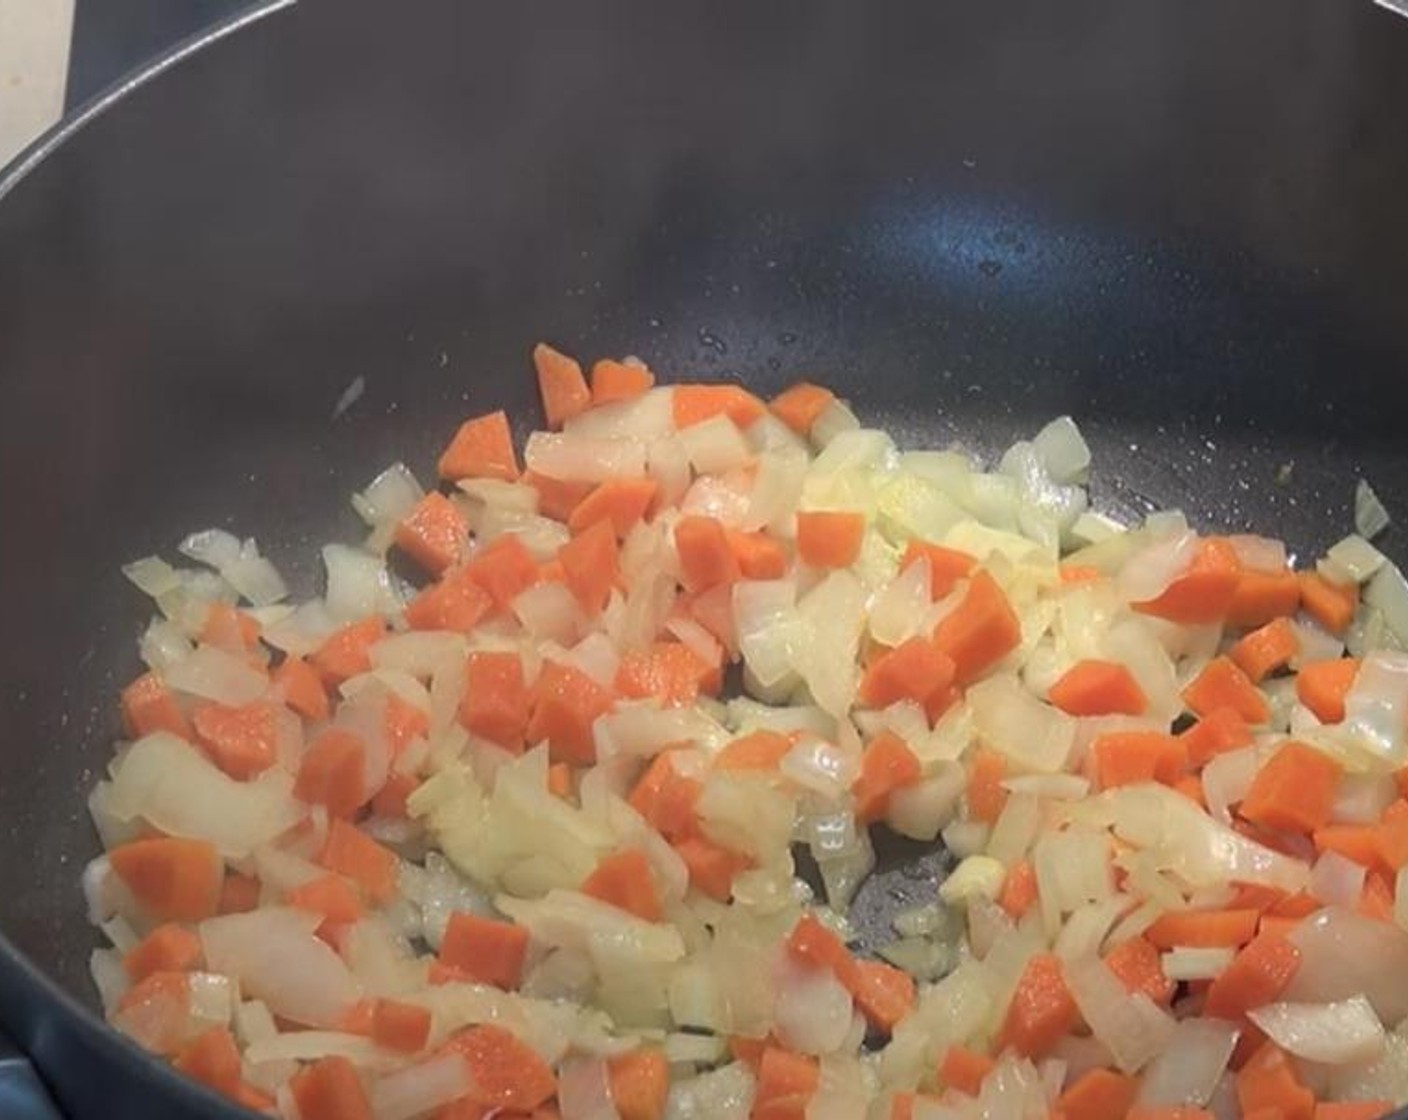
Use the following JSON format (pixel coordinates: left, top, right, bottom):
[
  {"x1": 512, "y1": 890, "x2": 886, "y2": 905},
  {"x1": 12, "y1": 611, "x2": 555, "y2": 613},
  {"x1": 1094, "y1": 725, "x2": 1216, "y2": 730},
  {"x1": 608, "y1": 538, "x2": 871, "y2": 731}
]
[{"x1": 0, "y1": 0, "x2": 75, "y2": 168}]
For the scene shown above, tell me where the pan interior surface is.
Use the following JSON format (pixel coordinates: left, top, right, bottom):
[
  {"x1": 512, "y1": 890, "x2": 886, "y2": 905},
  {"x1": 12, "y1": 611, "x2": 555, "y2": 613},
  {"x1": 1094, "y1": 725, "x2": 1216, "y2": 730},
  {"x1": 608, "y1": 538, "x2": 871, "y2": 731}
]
[{"x1": 0, "y1": 1, "x2": 1407, "y2": 1115}]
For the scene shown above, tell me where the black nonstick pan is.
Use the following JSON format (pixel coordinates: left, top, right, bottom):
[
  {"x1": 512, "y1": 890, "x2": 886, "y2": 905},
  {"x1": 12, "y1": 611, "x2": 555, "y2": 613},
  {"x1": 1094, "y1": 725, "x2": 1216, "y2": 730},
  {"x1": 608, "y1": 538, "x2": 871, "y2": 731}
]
[{"x1": 3, "y1": 1, "x2": 1408, "y2": 1116}]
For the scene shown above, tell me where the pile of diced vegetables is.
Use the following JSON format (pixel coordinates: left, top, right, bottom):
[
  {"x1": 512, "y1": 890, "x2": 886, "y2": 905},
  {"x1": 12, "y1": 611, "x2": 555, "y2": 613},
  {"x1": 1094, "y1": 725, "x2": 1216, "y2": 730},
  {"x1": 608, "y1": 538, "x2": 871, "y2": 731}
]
[{"x1": 84, "y1": 344, "x2": 1408, "y2": 1120}]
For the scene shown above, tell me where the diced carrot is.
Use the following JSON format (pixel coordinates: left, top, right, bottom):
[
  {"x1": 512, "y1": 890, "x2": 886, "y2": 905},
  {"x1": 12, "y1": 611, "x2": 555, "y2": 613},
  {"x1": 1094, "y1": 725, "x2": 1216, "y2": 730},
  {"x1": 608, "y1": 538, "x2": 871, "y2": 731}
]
[
  {"x1": 1229, "y1": 883, "x2": 1288, "y2": 914},
  {"x1": 526, "y1": 660, "x2": 613, "y2": 765},
  {"x1": 858, "y1": 637, "x2": 956, "y2": 710},
  {"x1": 795, "y1": 510, "x2": 866, "y2": 569},
  {"x1": 557, "y1": 519, "x2": 620, "y2": 615},
  {"x1": 672, "y1": 383, "x2": 767, "y2": 430},
  {"x1": 286, "y1": 874, "x2": 363, "y2": 925},
  {"x1": 547, "y1": 762, "x2": 573, "y2": 800},
  {"x1": 1240, "y1": 741, "x2": 1341, "y2": 835},
  {"x1": 715, "y1": 730, "x2": 792, "y2": 772},
  {"x1": 1172, "y1": 772, "x2": 1207, "y2": 809},
  {"x1": 123, "y1": 923, "x2": 203, "y2": 983},
  {"x1": 173, "y1": 1026, "x2": 242, "y2": 1097},
  {"x1": 998, "y1": 859, "x2": 1038, "y2": 920},
  {"x1": 1377, "y1": 799, "x2": 1408, "y2": 871},
  {"x1": 295, "y1": 728, "x2": 368, "y2": 818},
  {"x1": 1235, "y1": 1041, "x2": 1315, "y2": 1120},
  {"x1": 467, "y1": 534, "x2": 540, "y2": 611},
  {"x1": 1059, "y1": 564, "x2": 1103, "y2": 584},
  {"x1": 932, "y1": 570, "x2": 1022, "y2": 684},
  {"x1": 395, "y1": 491, "x2": 469, "y2": 574},
  {"x1": 120, "y1": 672, "x2": 191, "y2": 741},
  {"x1": 1048, "y1": 659, "x2": 1148, "y2": 716},
  {"x1": 1358, "y1": 868, "x2": 1395, "y2": 922},
  {"x1": 751, "y1": 1047, "x2": 819, "y2": 1120},
  {"x1": 1104, "y1": 935, "x2": 1175, "y2": 1005},
  {"x1": 569, "y1": 478, "x2": 658, "y2": 538},
  {"x1": 1134, "y1": 537, "x2": 1242, "y2": 624},
  {"x1": 1184, "y1": 656, "x2": 1270, "y2": 724},
  {"x1": 1314, "y1": 1103, "x2": 1396, "y2": 1120},
  {"x1": 318, "y1": 819, "x2": 397, "y2": 903},
  {"x1": 1258, "y1": 915, "x2": 1302, "y2": 940},
  {"x1": 616, "y1": 642, "x2": 715, "y2": 707},
  {"x1": 438, "y1": 410, "x2": 520, "y2": 482},
  {"x1": 310, "y1": 616, "x2": 385, "y2": 686},
  {"x1": 786, "y1": 913, "x2": 858, "y2": 985},
  {"x1": 938, "y1": 1045, "x2": 995, "y2": 1097},
  {"x1": 372, "y1": 998, "x2": 432, "y2": 1054},
  {"x1": 382, "y1": 692, "x2": 429, "y2": 757},
  {"x1": 218, "y1": 872, "x2": 261, "y2": 914},
  {"x1": 274, "y1": 656, "x2": 330, "y2": 722},
  {"x1": 440, "y1": 913, "x2": 529, "y2": 990},
  {"x1": 1298, "y1": 571, "x2": 1358, "y2": 635},
  {"x1": 1145, "y1": 908, "x2": 1260, "y2": 950},
  {"x1": 768, "y1": 382, "x2": 834, "y2": 435},
  {"x1": 1126, "y1": 1109, "x2": 1215, "y2": 1120},
  {"x1": 900, "y1": 541, "x2": 977, "y2": 600},
  {"x1": 674, "y1": 515, "x2": 741, "y2": 593},
  {"x1": 1312, "y1": 824, "x2": 1381, "y2": 868},
  {"x1": 534, "y1": 343, "x2": 591, "y2": 429},
  {"x1": 966, "y1": 747, "x2": 1008, "y2": 825},
  {"x1": 605, "y1": 1048, "x2": 668, "y2": 1120},
  {"x1": 1228, "y1": 567, "x2": 1302, "y2": 629},
  {"x1": 726, "y1": 529, "x2": 789, "y2": 580},
  {"x1": 200, "y1": 603, "x2": 261, "y2": 651},
  {"x1": 1231, "y1": 617, "x2": 1299, "y2": 683},
  {"x1": 996, "y1": 953, "x2": 1078, "y2": 1058},
  {"x1": 581, "y1": 849, "x2": 663, "y2": 923},
  {"x1": 289, "y1": 1055, "x2": 373, "y2": 1120},
  {"x1": 1090, "y1": 730, "x2": 1187, "y2": 790},
  {"x1": 404, "y1": 565, "x2": 495, "y2": 633},
  {"x1": 443, "y1": 1024, "x2": 556, "y2": 1112},
  {"x1": 673, "y1": 835, "x2": 750, "y2": 901},
  {"x1": 1056, "y1": 1068, "x2": 1139, "y2": 1120},
  {"x1": 1180, "y1": 705, "x2": 1254, "y2": 767},
  {"x1": 888, "y1": 1092, "x2": 930, "y2": 1120},
  {"x1": 459, "y1": 651, "x2": 529, "y2": 748},
  {"x1": 629, "y1": 752, "x2": 702, "y2": 841},
  {"x1": 109, "y1": 838, "x2": 222, "y2": 922},
  {"x1": 727, "y1": 1034, "x2": 773, "y2": 1070},
  {"x1": 846, "y1": 959, "x2": 915, "y2": 1034},
  {"x1": 191, "y1": 700, "x2": 278, "y2": 780},
  {"x1": 590, "y1": 359, "x2": 655, "y2": 406},
  {"x1": 524, "y1": 470, "x2": 595, "y2": 523},
  {"x1": 1269, "y1": 890, "x2": 1321, "y2": 919},
  {"x1": 1295, "y1": 658, "x2": 1360, "y2": 724},
  {"x1": 372, "y1": 772, "x2": 419, "y2": 819},
  {"x1": 852, "y1": 730, "x2": 922, "y2": 824}
]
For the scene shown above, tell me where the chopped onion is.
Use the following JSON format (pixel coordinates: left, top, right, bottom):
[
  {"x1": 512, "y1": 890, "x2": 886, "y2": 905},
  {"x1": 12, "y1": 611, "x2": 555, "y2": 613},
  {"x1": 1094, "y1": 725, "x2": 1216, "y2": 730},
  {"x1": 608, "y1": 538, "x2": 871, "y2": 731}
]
[
  {"x1": 163, "y1": 645, "x2": 267, "y2": 706},
  {"x1": 1365, "y1": 561, "x2": 1408, "y2": 647},
  {"x1": 1118, "y1": 530, "x2": 1196, "y2": 604},
  {"x1": 371, "y1": 1054, "x2": 473, "y2": 1120},
  {"x1": 734, "y1": 579, "x2": 800, "y2": 690},
  {"x1": 1356, "y1": 478, "x2": 1392, "y2": 540},
  {"x1": 513, "y1": 581, "x2": 586, "y2": 644},
  {"x1": 354, "y1": 462, "x2": 424, "y2": 525},
  {"x1": 1135, "y1": 1017, "x2": 1237, "y2": 1106},
  {"x1": 564, "y1": 387, "x2": 673, "y2": 441},
  {"x1": 773, "y1": 955, "x2": 854, "y2": 1055},
  {"x1": 1250, "y1": 996, "x2": 1385, "y2": 1065},
  {"x1": 123, "y1": 556, "x2": 182, "y2": 598},
  {"x1": 1063, "y1": 954, "x2": 1176, "y2": 1073},
  {"x1": 792, "y1": 571, "x2": 865, "y2": 719},
  {"x1": 323, "y1": 543, "x2": 401, "y2": 622},
  {"x1": 664, "y1": 1062, "x2": 756, "y2": 1120},
  {"x1": 1326, "y1": 534, "x2": 1388, "y2": 585},
  {"x1": 201, "y1": 908, "x2": 363, "y2": 1028},
  {"x1": 244, "y1": 1030, "x2": 402, "y2": 1072},
  {"x1": 525, "y1": 432, "x2": 647, "y2": 482},
  {"x1": 985, "y1": 793, "x2": 1041, "y2": 865},
  {"x1": 867, "y1": 558, "x2": 932, "y2": 648},
  {"x1": 779, "y1": 736, "x2": 858, "y2": 798},
  {"x1": 107, "y1": 733, "x2": 302, "y2": 858},
  {"x1": 1031, "y1": 416, "x2": 1091, "y2": 485},
  {"x1": 558, "y1": 1057, "x2": 623, "y2": 1120},
  {"x1": 886, "y1": 765, "x2": 965, "y2": 842},
  {"x1": 1286, "y1": 906, "x2": 1408, "y2": 1024},
  {"x1": 679, "y1": 414, "x2": 752, "y2": 475},
  {"x1": 967, "y1": 674, "x2": 1075, "y2": 773},
  {"x1": 1227, "y1": 535, "x2": 1287, "y2": 574},
  {"x1": 1341, "y1": 651, "x2": 1408, "y2": 763},
  {"x1": 1160, "y1": 947, "x2": 1235, "y2": 982}
]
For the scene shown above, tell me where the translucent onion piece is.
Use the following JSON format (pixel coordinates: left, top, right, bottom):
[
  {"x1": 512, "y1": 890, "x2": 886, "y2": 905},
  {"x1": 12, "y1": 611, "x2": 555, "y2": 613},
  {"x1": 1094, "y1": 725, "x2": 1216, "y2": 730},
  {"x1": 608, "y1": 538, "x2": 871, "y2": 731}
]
[{"x1": 1250, "y1": 996, "x2": 1386, "y2": 1065}]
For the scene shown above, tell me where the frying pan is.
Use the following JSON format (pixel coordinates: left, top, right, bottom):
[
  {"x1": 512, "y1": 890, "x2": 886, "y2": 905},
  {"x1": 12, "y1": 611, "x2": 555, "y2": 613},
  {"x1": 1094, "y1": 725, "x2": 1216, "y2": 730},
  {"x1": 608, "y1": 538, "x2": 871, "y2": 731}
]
[{"x1": 3, "y1": 1, "x2": 1408, "y2": 1115}]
